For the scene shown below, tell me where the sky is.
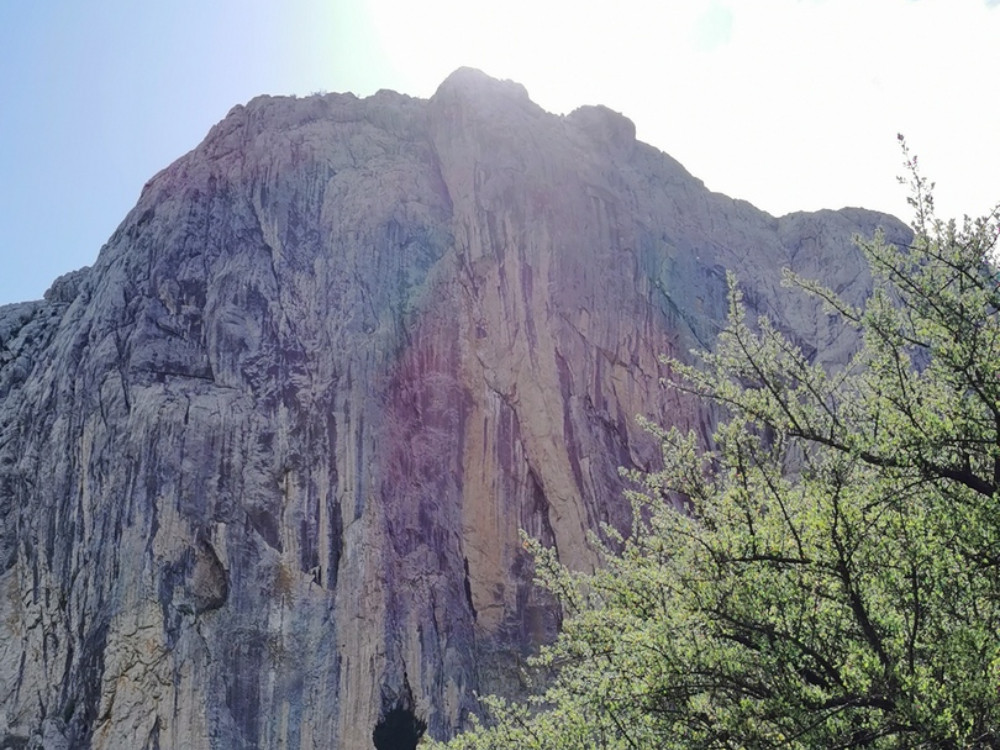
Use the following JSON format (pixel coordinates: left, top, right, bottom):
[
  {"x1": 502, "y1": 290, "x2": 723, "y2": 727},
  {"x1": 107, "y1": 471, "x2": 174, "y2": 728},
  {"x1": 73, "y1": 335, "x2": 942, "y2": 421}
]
[{"x1": 1, "y1": 0, "x2": 999, "y2": 306}]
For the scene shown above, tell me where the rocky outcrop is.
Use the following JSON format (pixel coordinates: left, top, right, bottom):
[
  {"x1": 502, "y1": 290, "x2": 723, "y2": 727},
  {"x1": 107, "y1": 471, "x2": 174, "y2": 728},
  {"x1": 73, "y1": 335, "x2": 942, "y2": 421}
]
[{"x1": 0, "y1": 68, "x2": 910, "y2": 749}]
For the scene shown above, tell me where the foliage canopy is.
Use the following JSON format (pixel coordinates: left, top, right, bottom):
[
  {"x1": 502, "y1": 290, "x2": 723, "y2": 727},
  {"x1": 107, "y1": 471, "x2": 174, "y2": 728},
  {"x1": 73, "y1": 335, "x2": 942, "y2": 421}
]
[{"x1": 430, "y1": 144, "x2": 1000, "y2": 749}]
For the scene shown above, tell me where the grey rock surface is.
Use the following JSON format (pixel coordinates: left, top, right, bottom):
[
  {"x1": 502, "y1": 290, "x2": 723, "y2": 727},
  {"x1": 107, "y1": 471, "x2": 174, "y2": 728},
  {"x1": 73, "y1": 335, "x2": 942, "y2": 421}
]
[{"x1": 0, "y1": 68, "x2": 910, "y2": 748}]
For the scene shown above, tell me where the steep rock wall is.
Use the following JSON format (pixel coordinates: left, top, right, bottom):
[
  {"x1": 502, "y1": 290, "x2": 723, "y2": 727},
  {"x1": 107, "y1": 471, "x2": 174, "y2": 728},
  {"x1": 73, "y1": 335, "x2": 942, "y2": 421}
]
[{"x1": 0, "y1": 68, "x2": 909, "y2": 748}]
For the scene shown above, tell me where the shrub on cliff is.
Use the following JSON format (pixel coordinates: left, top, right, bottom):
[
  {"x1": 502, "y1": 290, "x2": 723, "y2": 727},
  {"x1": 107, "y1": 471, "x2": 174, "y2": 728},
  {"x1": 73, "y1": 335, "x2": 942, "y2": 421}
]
[{"x1": 431, "y1": 142, "x2": 1000, "y2": 748}]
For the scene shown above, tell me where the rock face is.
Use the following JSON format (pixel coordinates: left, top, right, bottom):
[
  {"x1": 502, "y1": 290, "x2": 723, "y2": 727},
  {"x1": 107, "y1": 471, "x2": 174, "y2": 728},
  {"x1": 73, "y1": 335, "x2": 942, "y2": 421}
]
[{"x1": 0, "y1": 68, "x2": 910, "y2": 749}]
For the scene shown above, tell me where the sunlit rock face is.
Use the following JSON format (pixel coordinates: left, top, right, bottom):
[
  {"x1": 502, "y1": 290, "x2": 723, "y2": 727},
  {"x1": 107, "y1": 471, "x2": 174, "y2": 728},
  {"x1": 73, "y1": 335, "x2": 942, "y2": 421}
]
[{"x1": 0, "y1": 67, "x2": 909, "y2": 749}]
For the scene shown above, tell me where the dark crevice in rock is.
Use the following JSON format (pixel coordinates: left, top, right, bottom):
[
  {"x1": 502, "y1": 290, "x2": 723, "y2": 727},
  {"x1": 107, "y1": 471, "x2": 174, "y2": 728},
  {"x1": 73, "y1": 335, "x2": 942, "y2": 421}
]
[
  {"x1": 372, "y1": 706, "x2": 427, "y2": 750},
  {"x1": 373, "y1": 674, "x2": 426, "y2": 750},
  {"x1": 66, "y1": 618, "x2": 109, "y2": 749},
  {"x1": 462, "y1": 556, "x2": 476, "y2": 620},
  {"x1": 142, "y1": 715, "x2": 161, "y2": 750}
]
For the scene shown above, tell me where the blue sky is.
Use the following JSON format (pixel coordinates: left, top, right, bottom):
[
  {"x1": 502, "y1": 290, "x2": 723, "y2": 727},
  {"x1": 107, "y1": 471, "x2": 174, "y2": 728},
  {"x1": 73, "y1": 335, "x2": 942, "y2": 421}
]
[{"x1": 2, "y1": 0, "x2": 999, "y2": 305}]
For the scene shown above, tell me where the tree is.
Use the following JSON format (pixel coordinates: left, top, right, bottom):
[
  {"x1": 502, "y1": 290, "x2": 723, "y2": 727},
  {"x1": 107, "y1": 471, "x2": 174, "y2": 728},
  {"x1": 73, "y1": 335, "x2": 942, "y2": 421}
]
[{"x1": 429, "y1": 143, "x2": 1000, "y2": 749}]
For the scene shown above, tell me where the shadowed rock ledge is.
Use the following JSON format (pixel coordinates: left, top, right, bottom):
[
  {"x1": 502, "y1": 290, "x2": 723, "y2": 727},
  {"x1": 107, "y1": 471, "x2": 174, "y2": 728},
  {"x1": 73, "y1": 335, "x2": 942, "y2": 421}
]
[{"x1": 0, "y1": 67, "x2": 909, "y2": 749}]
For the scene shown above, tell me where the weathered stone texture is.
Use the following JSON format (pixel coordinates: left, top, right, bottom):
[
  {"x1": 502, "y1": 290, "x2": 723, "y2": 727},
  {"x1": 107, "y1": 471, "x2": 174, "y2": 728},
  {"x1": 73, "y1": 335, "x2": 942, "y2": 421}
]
[{"x1": 0, "y1": 68, "x2": 909, "y2": 748}]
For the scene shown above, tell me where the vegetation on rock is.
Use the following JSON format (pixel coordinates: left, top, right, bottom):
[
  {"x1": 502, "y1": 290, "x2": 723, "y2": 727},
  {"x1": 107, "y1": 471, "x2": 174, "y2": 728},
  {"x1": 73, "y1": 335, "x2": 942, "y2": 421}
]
[{"x1": 431, "y1": 142, "x2": 1000, "y2": 748}]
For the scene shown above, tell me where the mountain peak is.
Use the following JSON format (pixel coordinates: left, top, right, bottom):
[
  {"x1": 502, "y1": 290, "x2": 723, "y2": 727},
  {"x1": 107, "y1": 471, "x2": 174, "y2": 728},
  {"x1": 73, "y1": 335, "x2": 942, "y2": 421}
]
[{"x1": 434, "y1": 66, "x2": 531, "y2": 103}]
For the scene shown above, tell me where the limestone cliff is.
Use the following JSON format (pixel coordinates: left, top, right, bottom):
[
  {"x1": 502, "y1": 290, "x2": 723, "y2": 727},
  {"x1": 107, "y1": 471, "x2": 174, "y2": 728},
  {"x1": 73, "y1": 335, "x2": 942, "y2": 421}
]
[{"x1": 0, "y1": 68, "x2": 910, "y2": 749}]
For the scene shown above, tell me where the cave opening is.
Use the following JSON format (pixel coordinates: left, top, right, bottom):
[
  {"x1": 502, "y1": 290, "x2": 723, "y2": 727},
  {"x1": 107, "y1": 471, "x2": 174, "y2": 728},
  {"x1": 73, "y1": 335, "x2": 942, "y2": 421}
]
[
  {"x1": 372, "y1": 706, "x2": 427, "y2": 750},
  {"x1": 372, "y1": 704, "x2": 427, "y2": 750}
]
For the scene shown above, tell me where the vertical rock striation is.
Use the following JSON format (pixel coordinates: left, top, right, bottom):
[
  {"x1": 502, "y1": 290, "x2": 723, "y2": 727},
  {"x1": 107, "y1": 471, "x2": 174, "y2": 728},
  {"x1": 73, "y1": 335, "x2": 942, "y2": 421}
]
[{"x1": 0, "y1": 68, "x2": 910, "y2": 748}]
